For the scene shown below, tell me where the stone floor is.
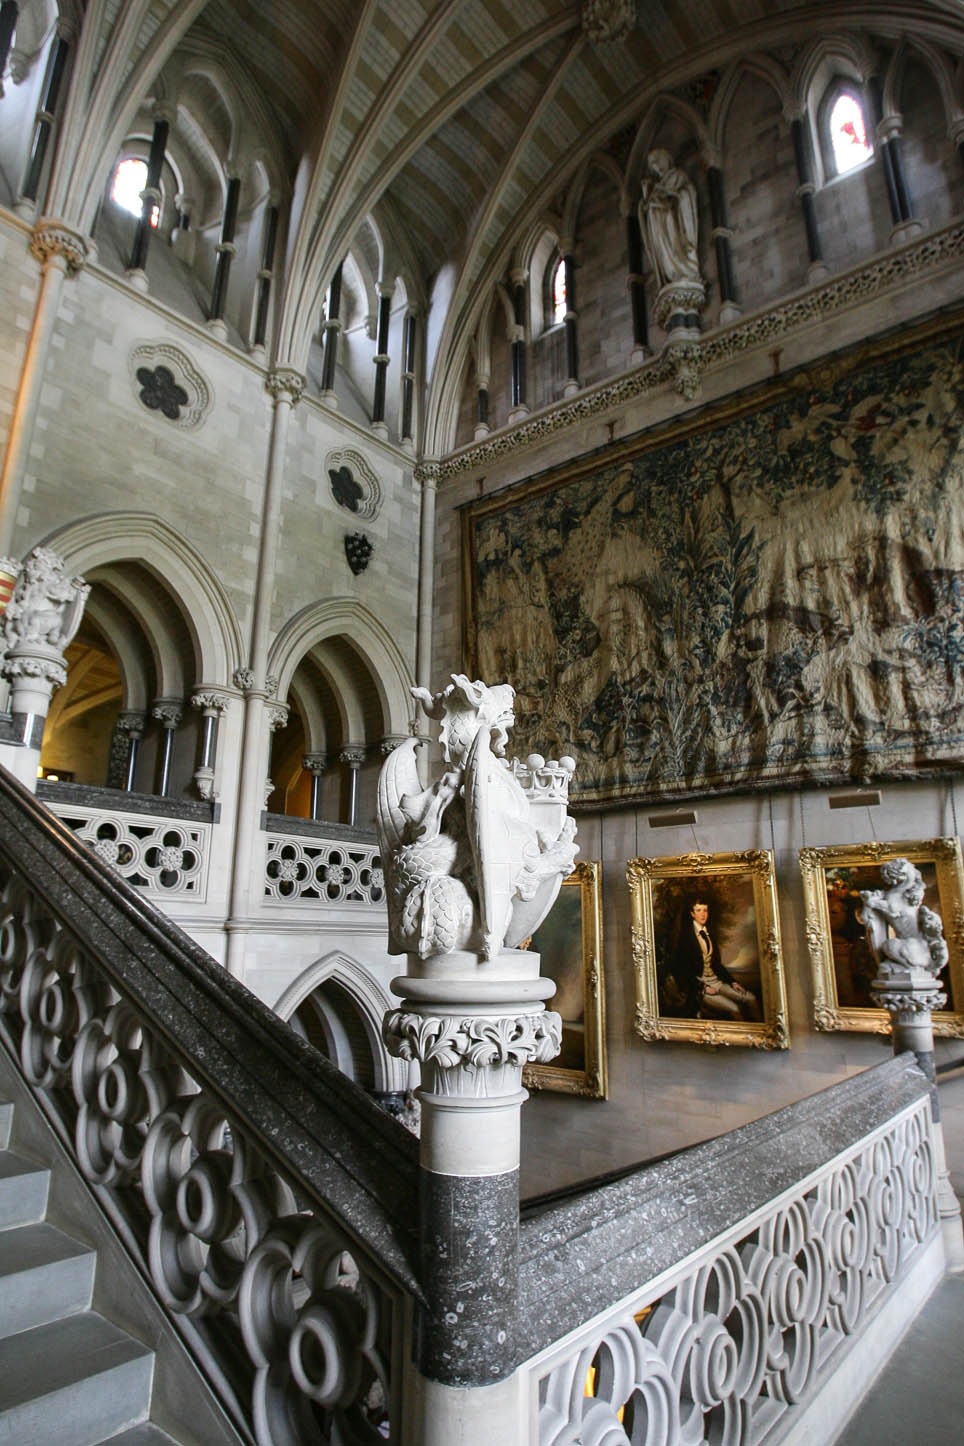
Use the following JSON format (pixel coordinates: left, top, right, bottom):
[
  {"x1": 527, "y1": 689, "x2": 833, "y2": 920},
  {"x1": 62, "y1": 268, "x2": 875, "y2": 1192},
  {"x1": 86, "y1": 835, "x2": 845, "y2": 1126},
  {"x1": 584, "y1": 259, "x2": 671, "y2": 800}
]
[{"x1": 834, "y1": 1067, "x2": 964, "y2": 1446}]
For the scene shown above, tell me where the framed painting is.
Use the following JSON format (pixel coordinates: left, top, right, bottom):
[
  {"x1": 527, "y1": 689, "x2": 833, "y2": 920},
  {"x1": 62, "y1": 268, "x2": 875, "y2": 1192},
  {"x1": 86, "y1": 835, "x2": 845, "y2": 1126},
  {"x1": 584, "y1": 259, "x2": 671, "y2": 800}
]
[
  {"x1": 522, "y1": 861, "x2": 608, "y2": 1099},
  {"x1": 800, "y1": 837, "x2": 964, "y2": 1037},
  {"x1": 628, "y1": 849, "x2": 789, "y2": 1049}
]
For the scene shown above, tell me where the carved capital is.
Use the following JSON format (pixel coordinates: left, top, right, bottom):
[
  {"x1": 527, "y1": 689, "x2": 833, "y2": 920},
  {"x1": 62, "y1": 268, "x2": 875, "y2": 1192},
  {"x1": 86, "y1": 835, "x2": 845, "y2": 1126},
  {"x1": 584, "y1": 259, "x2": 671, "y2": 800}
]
[
  {"x1": 233, "y1": 667, "x2": 256, "y2": 694},
  {"x1": 383, "y1": 1010, "x2": 562, "y2": 1072},
  {"x1": 380, "y1": 735, "x2": 409, "y2": 755},
  {"x1": 30, "y1": 219, "x2": 87, "y2": 273},
  {"x1": 152, "y1": 702, "x2": 183, "y2": 729},
  {"x1": 871, "y1": 986, "x2": 947, "y2": 1016},
  {"x1": 266, "y1": 704, "x2": 289, "y2": 732},
  {"x1": 340, "y1": 746, "x2": 365, "y2": 767},
  {"x1": 1, "y1": 653, "x2": 66, "y2": 688},
  {"x1": 191, "y1": 691, "x2": 230, "y2": 713},
  {"x1": 116, "y1": 710, "x2": 148, "y2": 738},
  {"x1": 301, "y1": 752, "x2": 327, "y2": 774},
  {"x1": 265, "y1": 673, "x2": 279, "y2": 697},
  {"x1": 265, "y1": 367, "x2": 305, "y2": 404},
  {"x1": 413, "y1": 459, "x2": 441, "y2": 490}
]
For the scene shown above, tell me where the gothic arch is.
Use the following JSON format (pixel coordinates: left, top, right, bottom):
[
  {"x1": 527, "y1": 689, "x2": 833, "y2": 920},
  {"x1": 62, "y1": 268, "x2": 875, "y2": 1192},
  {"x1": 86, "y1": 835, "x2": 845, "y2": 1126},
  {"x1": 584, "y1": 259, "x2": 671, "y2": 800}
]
[
  {"x1": 273, "y1": 950, "x2": 409, "y2": 1092},
  {"x1": 38, "y1": 512, "x2": 244, "y2": 688}
]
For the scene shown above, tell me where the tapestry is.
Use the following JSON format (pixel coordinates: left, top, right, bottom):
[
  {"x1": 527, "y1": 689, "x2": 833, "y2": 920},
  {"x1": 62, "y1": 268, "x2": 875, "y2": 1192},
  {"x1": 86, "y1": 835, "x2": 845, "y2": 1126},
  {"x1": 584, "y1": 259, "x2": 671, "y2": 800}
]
[{"x1": 463, "y1": 323, "x2": 964, "y2": 805}]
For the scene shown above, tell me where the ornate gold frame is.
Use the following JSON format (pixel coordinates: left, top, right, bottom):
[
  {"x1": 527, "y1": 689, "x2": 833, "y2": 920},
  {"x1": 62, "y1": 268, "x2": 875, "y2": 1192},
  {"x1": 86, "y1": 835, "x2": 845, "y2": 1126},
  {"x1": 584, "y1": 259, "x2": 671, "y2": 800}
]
[
  {"x1": 628, "y1": 849, "x2": 789, "y2": 1049},
  {"x1": 523, "y1": 861, "x2": 608, "y2": 1099},
  {"x1": 800, "y1": 837, "x2": 964, "y2": 1037}
]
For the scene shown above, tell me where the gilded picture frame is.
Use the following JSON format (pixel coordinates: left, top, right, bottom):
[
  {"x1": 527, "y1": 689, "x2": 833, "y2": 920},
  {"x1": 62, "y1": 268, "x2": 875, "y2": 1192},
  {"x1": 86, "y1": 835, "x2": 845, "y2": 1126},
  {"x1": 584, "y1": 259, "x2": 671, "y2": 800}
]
[
  {"x1": 522, "y1": 861, "x2": 608, "y2": 1099},
  {"x1": 628, "y1": 849, "x2": 789, "y2": 1049},
  {"x1": 800, "y1": 837, "x2": 964, "y2": 1037}
]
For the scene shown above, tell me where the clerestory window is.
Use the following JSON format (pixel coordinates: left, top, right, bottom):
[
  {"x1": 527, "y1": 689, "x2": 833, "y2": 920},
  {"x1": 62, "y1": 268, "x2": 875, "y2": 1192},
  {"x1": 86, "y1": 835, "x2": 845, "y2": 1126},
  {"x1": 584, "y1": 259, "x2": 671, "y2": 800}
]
[{"x1": 111, "y1": 157, "x2": 159, "y2": 227}]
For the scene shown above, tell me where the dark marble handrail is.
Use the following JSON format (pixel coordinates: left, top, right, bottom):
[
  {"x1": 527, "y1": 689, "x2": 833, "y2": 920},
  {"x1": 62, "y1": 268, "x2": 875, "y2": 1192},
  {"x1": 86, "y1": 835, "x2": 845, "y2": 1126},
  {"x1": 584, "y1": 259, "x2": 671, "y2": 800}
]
[
  {"x1": 38, "y1": 778, "x2": 217, "y2": 822},
  {"x1": 262, "y1": 811, "x2": 378, "y2": 843},
  {"x1": 516, "y1": 1052, "x2": 929, "y2": 1361},
  {"x1": 0, "y1": 764, "x2": 421, "y2": 1297}
]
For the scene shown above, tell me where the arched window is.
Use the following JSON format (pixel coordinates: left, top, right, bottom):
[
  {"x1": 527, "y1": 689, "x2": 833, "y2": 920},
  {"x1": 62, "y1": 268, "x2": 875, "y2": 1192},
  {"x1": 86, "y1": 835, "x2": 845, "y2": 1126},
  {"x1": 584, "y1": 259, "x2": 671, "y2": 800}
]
[
  {"x1": 551, "y1": 256, "x2": 567, "y2": 326},
  {"x1": 821, "y1": 85, "x2": 872, "y2": 179},
  {"x1": 111, "y1": 157, "x2": 159, "y2": 227}
]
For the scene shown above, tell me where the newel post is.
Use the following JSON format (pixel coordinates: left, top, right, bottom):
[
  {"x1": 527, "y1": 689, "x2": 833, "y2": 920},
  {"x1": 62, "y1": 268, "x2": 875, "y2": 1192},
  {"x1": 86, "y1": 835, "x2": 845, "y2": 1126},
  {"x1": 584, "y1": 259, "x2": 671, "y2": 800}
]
[
  {"x1": 867, "y1": 856, "x2": 964, "y2": 1269},
  {"x1": 379, "y1": 676, "x2": 577, "y2": 1442}
]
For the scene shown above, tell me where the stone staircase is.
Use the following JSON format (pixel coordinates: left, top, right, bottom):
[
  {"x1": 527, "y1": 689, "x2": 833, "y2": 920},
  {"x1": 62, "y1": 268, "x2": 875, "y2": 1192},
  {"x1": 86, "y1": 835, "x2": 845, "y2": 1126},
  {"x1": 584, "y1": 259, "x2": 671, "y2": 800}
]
[{"x1": 0, "y1": 1097, "x2": 178, "y2": 1445}]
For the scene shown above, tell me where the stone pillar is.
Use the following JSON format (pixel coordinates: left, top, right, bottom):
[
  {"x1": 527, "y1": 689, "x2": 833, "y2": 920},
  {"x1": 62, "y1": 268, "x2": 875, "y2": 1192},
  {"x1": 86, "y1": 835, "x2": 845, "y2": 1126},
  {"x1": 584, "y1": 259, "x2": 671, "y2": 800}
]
[
  {"x1": 371, "y1": 283, "x2": 393, "y2": 437},
  {"x1": 0, "y1": 546, "x2": 89, "y2": 788},
  {"x1": 302, "y1": 752, "x2": 327, "y2": 821},
  {"x1": 226, "y1": 368, "x2": 304, "y2": 976},
  {"x1": 790, "y1": 114, "x2": 829, "y2": 284},
  {"x1": 706, "y1": 161, "x2": 740, "y2": 324},
  {"x1": 340, "y1": 745, "x2": 365, "y2": 826},
  {"x1": 475, "y1": 375, "x2": 490, "y2": 440},
  {"x1": 0, "y1": 224, "x2": 86, "y2": 556},
  {"x1": 251, "y1": 202, "x2": 279, "y2": 357},
  {"x1": 191, "y1": 691, "x2": 229, "y2": 802},
  {"x1": 106, "y1": 709, "x2": 146, "y2": 790},
  {"x1": 152, "y1": 700, "x2": 183, "y2": 798},
  {"x1": 508, "y1": 269, "x2": 528, "y2": 424},
  {"x1": 625, "y1": 209, "x2": 650, "y2": 364},
  {"x1": 320, "y1": 262, "x2": 343, "y2": 403},
  {"x1": 18, "y1": 28, "x2": 70, "y2": 209},
  {"x1": 867, "y1": 78, "x2": 921, "y2": 246},
  {"x1": 400, "y1": 311, "x2": 417, "y2": 451},
  {"x1": 126, "y1": 111, "x2": 170, "y2": 291},
  {"x1": 264, "y1": 701, "x2": 289, "y2": 808},
  {"x1": 207, "y1": 175, "x2": 241, "y2": 338}
]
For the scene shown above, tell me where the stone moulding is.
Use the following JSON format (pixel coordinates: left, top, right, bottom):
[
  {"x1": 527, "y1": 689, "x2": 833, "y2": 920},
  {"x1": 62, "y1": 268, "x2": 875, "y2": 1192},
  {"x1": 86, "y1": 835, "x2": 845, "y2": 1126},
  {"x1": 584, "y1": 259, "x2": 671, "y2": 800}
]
[
  {"x1": 438, "y1": 218, "x2": 964, "y2": 481},
  {"x1": 128, "y1": 341, "x2": 213, "y2": 430}
]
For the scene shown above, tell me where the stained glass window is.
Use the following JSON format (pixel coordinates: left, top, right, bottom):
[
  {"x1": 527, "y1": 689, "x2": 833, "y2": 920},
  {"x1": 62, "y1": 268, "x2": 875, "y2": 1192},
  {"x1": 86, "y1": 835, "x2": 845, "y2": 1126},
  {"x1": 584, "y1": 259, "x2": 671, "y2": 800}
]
[
  {"x1": 829, "y1": 92, "x2": 871, "y2": 175},
  {"x1": 111, "y1": 158, "x2": 159, "y2": 227},
  {"x1": 552, "y1": 257, "x2": 566, "y2": 326}
]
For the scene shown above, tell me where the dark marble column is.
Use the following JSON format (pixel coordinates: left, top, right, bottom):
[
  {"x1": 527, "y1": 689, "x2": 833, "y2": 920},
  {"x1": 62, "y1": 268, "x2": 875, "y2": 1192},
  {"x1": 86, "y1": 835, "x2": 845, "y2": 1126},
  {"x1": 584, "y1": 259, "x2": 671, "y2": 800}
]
[
  {"x1": 400, "y1": 311, "x2": 417, "y2": 449},
  {"x1": 20, "y1": 30, "x2": 69, "y2": 205},
  {"x1": 625, "y1": 210, "x2": 650, "y2": 362},
  {"x1": 706, "y1": 163, "x2": 740, "y2": 323},
  {"x1": 128, "y1": 115, "x2": 169, "y2": 280},
  {"x1": 867, "y1": 78, "x2": 919, "y2": 242},
  {"x1": 208, "y1": 176, "x2": 240, "y2": 333},
  {"x1": 561, "y1": 249, "x2": 579, "y2": 395},
  {"x1": 371, "y1": 285, "x2": 393, "y2": 434},
  {"x1": 0, "y1": 4, "x2": 18, "y2": 85},
  {"x1": 320, "y1": 261, "x2": 343, "y2": 399},
  {"x1": 152, "y1": 701, "x2": 183, "y2": 798},
  {"x1": 508, "y1": 271, "x2": 527, "y2": 420},
  {"x1": 252, "y1": 203, "x2": 279, "y2": 353},
  {"x1": 790, "y1": 116, "x2": 828, "y2": 283},
  {"x1": 475, "y1": 379, "x2": 489, "y2": 437},
  {"x1": 302, "y1": 753, "x2": 326, "y2": 820}
]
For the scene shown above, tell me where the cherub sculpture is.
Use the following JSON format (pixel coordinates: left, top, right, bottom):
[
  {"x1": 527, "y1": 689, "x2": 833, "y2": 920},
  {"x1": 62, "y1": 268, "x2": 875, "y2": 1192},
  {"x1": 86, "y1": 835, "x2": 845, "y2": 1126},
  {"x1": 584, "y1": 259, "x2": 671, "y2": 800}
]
[
  {"x1": 860, "y1": 857, "x2": 948, "y2": 979},
  {"x1": 376, "y1": 675, "x2": 578, "y2": 961}
]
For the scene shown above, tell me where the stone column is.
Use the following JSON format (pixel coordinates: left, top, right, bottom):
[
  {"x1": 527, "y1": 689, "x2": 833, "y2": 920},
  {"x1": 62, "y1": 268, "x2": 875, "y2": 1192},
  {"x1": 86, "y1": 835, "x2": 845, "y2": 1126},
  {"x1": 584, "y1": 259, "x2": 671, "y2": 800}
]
[
  {"x1": 867, "y1": 78, "x2": 921, "y2": 246},
  {"x1": 0, "y1": 546, "x2": 89, "y2": 789},
  {"x1": 264, "y1": 701, "x2": 289, "y2": 808},
  {"x1": 126, "y1": 111, "x2": 170, "y2": 292},
  {"x1": 625, "y1": 208, "x2": 650, "y2": 364},
  {"x1": 0, "y1": 223, "x2": 86, "y2": 556},
  {"x1": 371, "y1": 283, "x2": 393, "y2": 438},
  {"x1": 225, "y1": 369, "x2": 303, "y2": 977},
  {"x1": 340, "y1": 745, "x2": 365, "y2": 826},
  {"x1": 207, "y1": 175, "x2": 241, "y2": 339},
  {"x1": 18, "y1": 27, "x2": 70, "y2": 210},
  {"x1": 508, "y1": 269, "x2": 528, "y2": 424},
  {"x1": 789, "y1": 114, "x2": 829, "y2": 284},
  {"x1": 106, "y1": 709, "x2": 146, "y2": 790},
  {"x1": 250, "y1": 201, "x2": 279, "y2": 358},
  {"x1": 302, "y1": 752, "x2": 327, "y2": 820},
  {"x1": 152, "y1": 700, "x2": 183, "y2": 798},
  {"x1": 706, "y1": 160, "x2": 740, "y2": 324},
  {"x1": 474, "y1": 374, "x2": 490, "y2": 440},
  {"x1": 191, "y1": 691, "x2": 230, "y2": 802},
  {"x1": 400, "y1": 311, "x2": 417, "y2": 452},
  {"x1": 320, "y1": 262, "x2": 343, "y2": 404}
]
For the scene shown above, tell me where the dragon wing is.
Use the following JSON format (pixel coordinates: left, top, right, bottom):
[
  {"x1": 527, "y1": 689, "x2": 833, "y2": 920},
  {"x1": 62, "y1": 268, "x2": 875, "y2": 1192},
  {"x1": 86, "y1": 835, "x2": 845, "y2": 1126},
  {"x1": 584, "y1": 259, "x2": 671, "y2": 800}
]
[
  {"x1": 375, "y1": 736, "x2": 421, "y2": 855},
  {"x1": 464, "y1": 727, "x2": 511, "y2": 960}
]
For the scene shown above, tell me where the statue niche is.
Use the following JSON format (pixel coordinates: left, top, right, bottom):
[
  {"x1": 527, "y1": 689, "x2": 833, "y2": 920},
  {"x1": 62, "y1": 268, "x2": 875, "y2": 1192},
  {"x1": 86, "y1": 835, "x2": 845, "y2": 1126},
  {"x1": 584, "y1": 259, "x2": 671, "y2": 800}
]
[
  {"x1": 638, "y1": 147, "x2": 707, "y2": 332},
  {"x1": 376, "y1": 675, "x2": 578, "y2": 962}
]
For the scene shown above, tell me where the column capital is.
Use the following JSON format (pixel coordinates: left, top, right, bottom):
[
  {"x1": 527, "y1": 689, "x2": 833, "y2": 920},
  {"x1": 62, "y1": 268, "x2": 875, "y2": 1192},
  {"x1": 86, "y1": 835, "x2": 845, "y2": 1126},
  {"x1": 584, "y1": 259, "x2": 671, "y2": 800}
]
[
  {"x1": 301, "y1": 752, "x2": 327, "y2": 774},
  {"x1": 380, "y1": 734, "x2": 409, "y2": 755},
  {"x1": 877, "y1": 113, "x2": 904, "y2": 144},
  {"x1": 266, "y1": 702, "x2": 289, "y2": 732},
  {"x1": 151, "y1": 700, "x2": 183, "y2": 729},
  {"x1": 384, "y1": 1008, "x2": 561, "y2": 1086},
  {"x1": 30, "y1": 219, "x2": 87, "y2": 274},
  {"x1": 265, "y1": 367, "x2": 305, "y2": 405},
  {"x1": 116, "y1": 709, "x2": 148, "y2": 738},
  {"x1": 413, "y1": 459, "x2": 441, "y2": 490},
  {"x1": 340, "y1": 745, "x2": 365, "y2": 768},
  {"x1": 191, "y1": 690, "x2": 231, "y2": 713},
  {"x1": 232, "y1": 667, "x2": 256, "y2": 694}
]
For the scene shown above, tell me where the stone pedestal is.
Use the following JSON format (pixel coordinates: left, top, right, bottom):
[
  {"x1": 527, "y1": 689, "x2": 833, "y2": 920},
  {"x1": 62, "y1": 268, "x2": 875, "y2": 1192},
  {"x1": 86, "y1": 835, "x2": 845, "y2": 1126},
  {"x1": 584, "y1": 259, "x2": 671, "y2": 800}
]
[{"x1": 654, "y1": 279, "x2": 706, "y2": 341}]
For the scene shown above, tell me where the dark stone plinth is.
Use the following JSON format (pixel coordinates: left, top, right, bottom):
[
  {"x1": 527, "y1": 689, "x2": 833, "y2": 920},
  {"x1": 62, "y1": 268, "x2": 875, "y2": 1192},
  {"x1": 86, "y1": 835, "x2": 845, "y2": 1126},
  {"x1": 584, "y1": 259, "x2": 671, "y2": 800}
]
[
  {"x1": 37, "y1": 779, "x2": 216, "y2": 823},
  {"x1": 263, "y1": 811, "x2": 377, "y2": 843}
]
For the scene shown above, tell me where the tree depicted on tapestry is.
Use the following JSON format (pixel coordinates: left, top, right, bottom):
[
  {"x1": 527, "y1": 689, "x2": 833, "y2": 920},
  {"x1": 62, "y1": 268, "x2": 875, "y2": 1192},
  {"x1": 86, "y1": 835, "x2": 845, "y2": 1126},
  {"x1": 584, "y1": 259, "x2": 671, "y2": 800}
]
[{"x1": 465, "y1": 327, "x2": 964, "y2": 804}]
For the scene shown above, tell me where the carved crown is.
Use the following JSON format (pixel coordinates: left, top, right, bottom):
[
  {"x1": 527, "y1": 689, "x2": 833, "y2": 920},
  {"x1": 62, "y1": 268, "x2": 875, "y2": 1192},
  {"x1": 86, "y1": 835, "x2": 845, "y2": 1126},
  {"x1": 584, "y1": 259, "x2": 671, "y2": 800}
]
[{"x1": 508, "y1": 753, "x2": 576, "y2": 805}]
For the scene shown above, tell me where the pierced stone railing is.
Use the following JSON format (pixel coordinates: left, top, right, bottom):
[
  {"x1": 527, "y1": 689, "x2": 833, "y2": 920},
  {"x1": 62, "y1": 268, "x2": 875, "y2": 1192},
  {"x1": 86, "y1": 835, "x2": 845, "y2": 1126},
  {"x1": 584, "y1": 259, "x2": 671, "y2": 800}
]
[
  {"x1": 518, "y1": 1056, "x2": 940, "y2": 1445},
  {"x1": 0, "y1": 767, "x2": 419, "y2": 1445},
  {"x1": 39, "y1": 783, "x2": 212, "y2": 900},
  {"x1": 264, "y1": 829, "x2": 384, "y2": 906}
]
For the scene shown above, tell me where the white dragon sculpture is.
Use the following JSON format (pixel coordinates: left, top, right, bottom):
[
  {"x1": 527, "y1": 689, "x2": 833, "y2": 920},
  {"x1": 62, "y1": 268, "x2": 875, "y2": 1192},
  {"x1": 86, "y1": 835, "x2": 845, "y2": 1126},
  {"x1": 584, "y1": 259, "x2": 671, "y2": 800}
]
[{"x1": 376, "y1": 675, "x2": 578, "y2": 961}]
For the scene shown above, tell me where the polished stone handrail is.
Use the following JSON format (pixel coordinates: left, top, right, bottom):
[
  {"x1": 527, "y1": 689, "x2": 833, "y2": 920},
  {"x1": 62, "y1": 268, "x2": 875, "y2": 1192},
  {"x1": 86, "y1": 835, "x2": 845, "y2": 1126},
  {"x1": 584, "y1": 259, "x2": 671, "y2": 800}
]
[{"x1": 0, "y1": 763, "x2": 420, "y2": 1443}]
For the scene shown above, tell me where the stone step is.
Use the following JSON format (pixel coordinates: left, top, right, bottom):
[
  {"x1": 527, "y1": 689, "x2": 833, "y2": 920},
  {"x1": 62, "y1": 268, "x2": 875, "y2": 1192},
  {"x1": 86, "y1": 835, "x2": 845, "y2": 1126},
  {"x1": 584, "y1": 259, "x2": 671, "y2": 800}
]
[
  {"x1": 0, "y1": 1100, "x2": 12, "y2": 1150},
  {"x1": 0, "y1": 1148, "x2": 49, "y2": 1227},
  {"x1": 0, "y1": 1218, "x2": 96, "y2": 1338},
  {"x1": 102, "y1": 1425, "x2": 183, "y2": 1444},
  {"x1": 0, "y1": 1310, "x2": 154, "y2": 1446}
]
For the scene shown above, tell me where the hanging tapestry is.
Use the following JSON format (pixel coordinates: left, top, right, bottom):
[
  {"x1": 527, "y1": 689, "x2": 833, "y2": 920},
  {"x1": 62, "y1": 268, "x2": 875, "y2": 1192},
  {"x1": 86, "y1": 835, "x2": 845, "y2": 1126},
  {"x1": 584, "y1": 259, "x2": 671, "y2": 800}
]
[{"x1": 462, "y1": 318, "x2": 964, "y2": 806}]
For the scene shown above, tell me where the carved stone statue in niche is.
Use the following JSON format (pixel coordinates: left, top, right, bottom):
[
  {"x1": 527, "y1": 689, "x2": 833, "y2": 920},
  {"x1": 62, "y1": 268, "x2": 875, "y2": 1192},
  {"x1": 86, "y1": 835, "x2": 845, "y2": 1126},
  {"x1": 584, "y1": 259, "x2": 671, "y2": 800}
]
[
  {"x1": 861, "y1": 857, "x2": 949, "y2": 980},
  {"x1": 639, "y1": 148, "x2": 707, "y2": 331},
  {"x1": 376, "y1": 675, "x2": 578, "y2": 961}
]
